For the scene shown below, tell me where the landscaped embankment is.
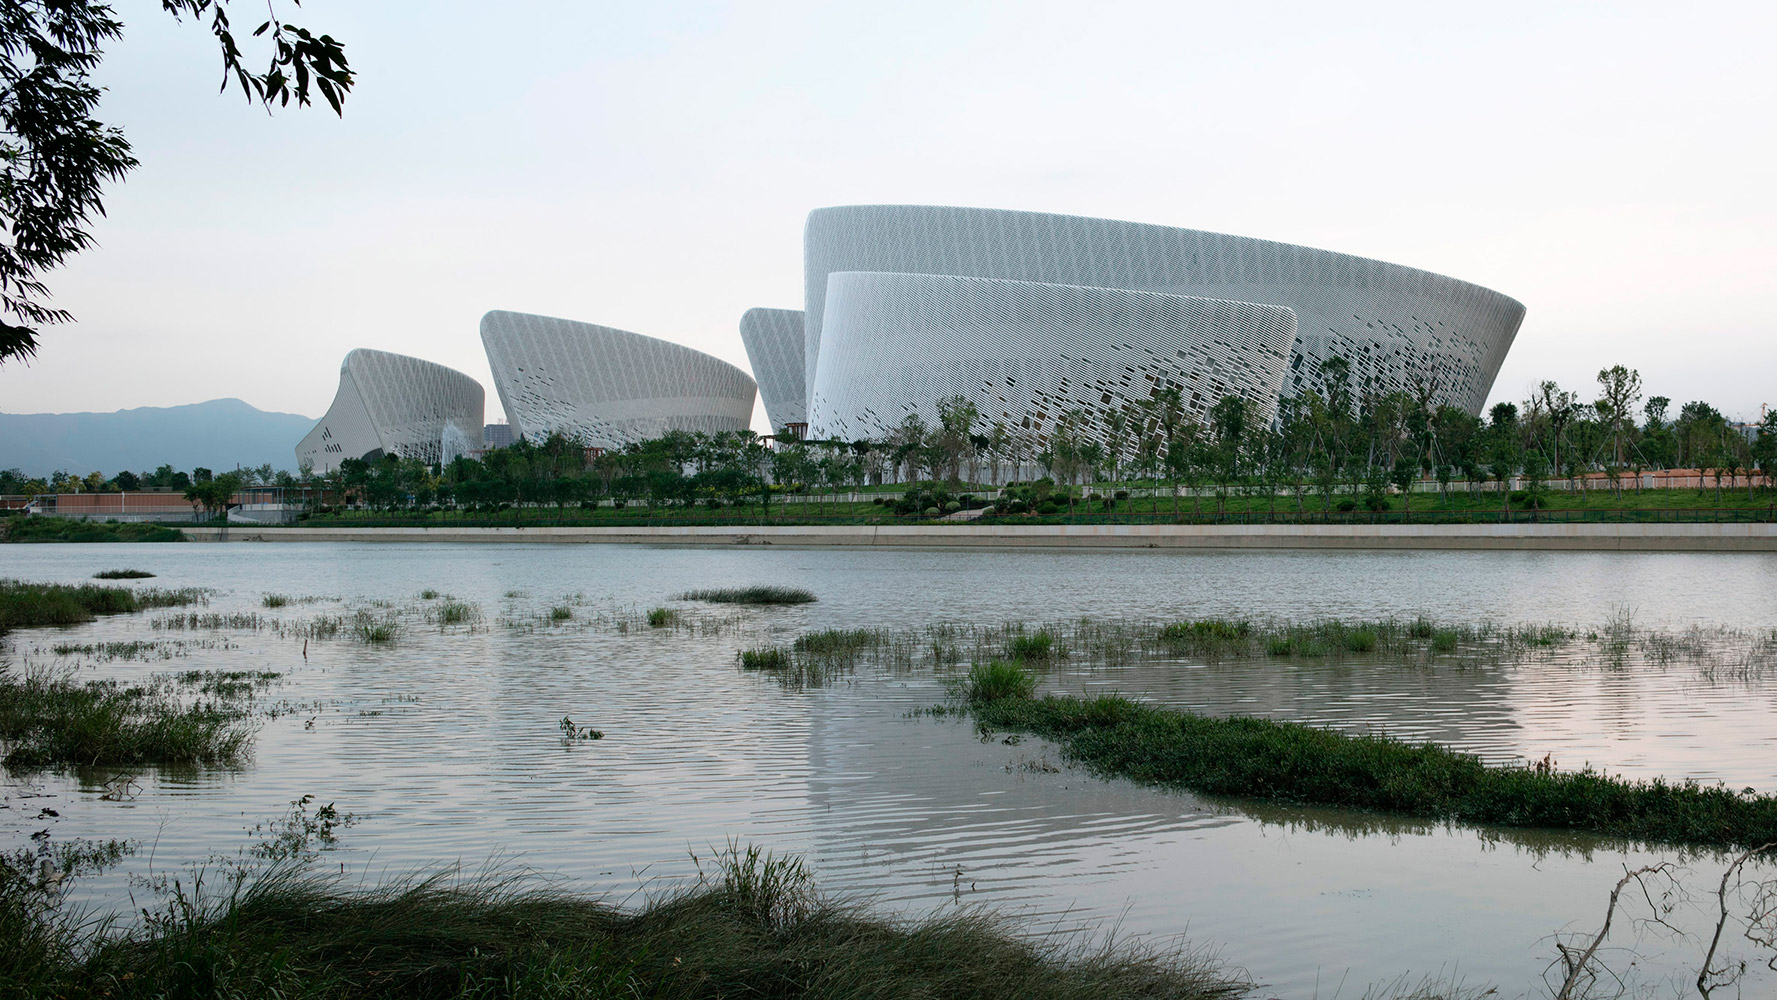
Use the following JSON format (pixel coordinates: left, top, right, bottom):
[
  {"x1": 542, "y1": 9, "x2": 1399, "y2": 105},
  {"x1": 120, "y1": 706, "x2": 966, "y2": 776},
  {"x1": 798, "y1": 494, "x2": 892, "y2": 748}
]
[{"x1": 178, "y1": 521, "x2": 1777, "y2": 551}]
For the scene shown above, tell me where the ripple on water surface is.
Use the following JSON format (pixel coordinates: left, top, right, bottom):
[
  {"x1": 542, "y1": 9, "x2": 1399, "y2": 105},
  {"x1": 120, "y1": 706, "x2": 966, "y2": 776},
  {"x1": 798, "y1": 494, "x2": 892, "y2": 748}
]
[{"x1": 4, "y1": 542, "x2": 1777, "y2": 997}]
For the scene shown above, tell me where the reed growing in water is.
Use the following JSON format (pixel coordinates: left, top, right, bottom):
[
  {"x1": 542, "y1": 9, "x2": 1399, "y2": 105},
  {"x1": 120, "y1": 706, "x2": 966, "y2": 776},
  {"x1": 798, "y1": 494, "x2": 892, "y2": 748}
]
[
  {"x1": 0, "y1": 580, "x2": 204, "y2": 634},
  {"x1": 680, "y1": 586, "x2": 816, "y2": 605},
  {"x1": 0, "y1": 666, "x2": 255, "y2": 767}
]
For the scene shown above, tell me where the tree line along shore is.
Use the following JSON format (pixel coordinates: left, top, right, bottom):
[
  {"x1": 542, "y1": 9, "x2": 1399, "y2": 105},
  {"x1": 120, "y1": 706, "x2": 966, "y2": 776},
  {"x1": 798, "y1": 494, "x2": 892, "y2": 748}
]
[{"x1": 3, "y1": 363, "x2": 1773, "y2": 530}]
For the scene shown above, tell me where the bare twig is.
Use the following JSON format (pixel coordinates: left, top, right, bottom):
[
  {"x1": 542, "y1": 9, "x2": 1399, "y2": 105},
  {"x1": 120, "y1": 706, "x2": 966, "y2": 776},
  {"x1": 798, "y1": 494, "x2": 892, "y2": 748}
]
[
  {"x1": 1553, "y1": 863, "x2": 1674, "y2": 1000},
  {"x1": 1699, "y1": 843, "x2": 1777, "y2": 998}
]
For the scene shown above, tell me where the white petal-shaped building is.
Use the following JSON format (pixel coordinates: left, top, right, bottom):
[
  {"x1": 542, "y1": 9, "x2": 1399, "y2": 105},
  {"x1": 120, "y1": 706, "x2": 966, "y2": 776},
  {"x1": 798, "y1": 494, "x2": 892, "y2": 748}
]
[
  {"x1": 803, "y1": 205, "x2": 1524, "y2": 415},
  {"x1": 808, "y1": 272, "x2": 1296, "y2": 443},
  {"x1": 295, "y1": 349, "x2": 485, "y2": 474},
  {"x1": 480, "y1": 309, "x2": 757, "y2": 448},
  {"x1": 737, "y1": 307, "x2": 806, "y2": 435}
]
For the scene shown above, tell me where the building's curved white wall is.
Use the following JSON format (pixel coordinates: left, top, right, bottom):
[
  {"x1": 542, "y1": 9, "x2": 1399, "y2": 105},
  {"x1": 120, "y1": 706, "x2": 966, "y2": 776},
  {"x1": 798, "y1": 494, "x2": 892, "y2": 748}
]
[
  {"x1": 808, "y1": 272, "x2": 1296, "y2": 447},
  {"x1": 295, "y1": 349, "x2": 485, "y2": 474},
  {"x1": 480, "y1": 310, "x2": 757, "y2": 448},
  {"x1": 804, "y1": 206, "x2": 1524, "y2": 415},
  {"x1": 738, "y1": 307, "x2": 806, "y2": 434}
]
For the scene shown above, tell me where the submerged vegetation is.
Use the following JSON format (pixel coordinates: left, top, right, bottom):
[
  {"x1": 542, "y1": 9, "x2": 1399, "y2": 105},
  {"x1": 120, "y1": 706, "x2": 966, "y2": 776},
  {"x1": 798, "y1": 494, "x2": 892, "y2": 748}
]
[
  {"x1": 0, "y1": 845, "x2": 1249, "y2": 1000},
  {"x1": 0, "y1": 665, "x2": 257, "y2": 767},
  {"x1": 682, "y1": 586, "x2": 817, "y2": 605},
  {"x1": 0, "y1": 579, "x2": 206, "y2": 634}
]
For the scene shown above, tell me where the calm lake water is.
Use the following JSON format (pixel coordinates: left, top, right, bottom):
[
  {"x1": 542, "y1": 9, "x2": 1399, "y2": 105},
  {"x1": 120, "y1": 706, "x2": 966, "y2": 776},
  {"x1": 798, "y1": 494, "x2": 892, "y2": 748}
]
[{"x1": 4, "y1": 542, "x2": 1777, "y2": 998}]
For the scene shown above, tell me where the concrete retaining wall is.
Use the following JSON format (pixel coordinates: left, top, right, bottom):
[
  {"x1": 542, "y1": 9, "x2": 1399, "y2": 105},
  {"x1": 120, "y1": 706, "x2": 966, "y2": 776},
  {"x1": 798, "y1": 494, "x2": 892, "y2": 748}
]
[{"x1": 178, "y1": 522, "x2": 1777, "y2": 552}]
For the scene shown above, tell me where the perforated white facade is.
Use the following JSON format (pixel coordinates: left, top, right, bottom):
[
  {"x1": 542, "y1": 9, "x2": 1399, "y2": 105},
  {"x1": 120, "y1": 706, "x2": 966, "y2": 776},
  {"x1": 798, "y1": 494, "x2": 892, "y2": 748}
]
[
  {"x1": 738, "y1": 307, "x2": 806, "y2": 434},
  {"x1": 480, "y1": 310, "x2": 757, "y2": 448},
  {"x1": 295, "y1": 349, "x2": 484, "y2": 474},
  {"x1": 808, "y1": 272, "x2": 1296, "y2": 444},
  {"x1": 803, "y1": 206, "x2": 1524, "y2": 415}
]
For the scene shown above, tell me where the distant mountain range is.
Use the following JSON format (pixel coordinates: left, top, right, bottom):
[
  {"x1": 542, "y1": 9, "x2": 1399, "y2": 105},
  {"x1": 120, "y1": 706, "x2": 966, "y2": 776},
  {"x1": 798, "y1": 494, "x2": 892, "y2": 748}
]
[{"x1": 0, "y1": 398, "x2": 316, "y2": 478}]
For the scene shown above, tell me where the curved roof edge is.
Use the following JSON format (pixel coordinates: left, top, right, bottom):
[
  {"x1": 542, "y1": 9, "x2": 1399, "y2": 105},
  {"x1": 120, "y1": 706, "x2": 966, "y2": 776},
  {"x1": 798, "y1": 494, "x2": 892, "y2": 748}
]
[{"x1": 805, "y1": 204, "x2": 1525, "y2": 312}]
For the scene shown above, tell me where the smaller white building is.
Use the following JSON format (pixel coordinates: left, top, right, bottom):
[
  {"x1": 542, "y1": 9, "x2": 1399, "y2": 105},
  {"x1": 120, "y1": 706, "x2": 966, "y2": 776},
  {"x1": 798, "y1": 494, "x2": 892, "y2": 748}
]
[
  {"x1": 480, "y1": 310, "x2": 757, "y2": 449},
  {"x1": 295, "y1": 349, "x2": 485, "y2": 474}
]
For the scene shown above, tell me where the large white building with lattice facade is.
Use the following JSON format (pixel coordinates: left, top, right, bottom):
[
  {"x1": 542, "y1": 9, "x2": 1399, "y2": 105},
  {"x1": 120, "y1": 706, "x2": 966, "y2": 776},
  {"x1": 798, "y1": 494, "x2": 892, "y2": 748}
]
[
  {"x1": 295, "y1": 349, "x2": 484, "y2": 474},
  {"x1": 809, "y1": 272, "x2": 1296, "y2": 444},
  {"x1": 480, "y1": 310, "x2": 757, "y2": 449},
  {"x1": 800, "y1": 205, "x2": 1524, "y2": 418}
]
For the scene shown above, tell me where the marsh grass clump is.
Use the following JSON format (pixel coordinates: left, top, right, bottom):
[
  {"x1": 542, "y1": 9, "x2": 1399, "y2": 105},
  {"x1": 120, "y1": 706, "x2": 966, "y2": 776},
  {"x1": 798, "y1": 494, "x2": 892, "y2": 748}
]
[
  {"x1": 0, "y1": 847, "x2": 1251, "y2": 1000},
  {"x1": 0, "y1": 580, "x2": 199, "y2": 633},
  {"x1": 432, "y1": 600, "x2": 475, "y2": 626},
  {"x1": 792, "y1": 628, "x2": 880, "y2": 657},
  {"x1": 93, "y1": 569, "x2": 154, "y2": 579},
  {"x1": 1156, "y1": 620, "x2": 1250, "y2": 654},
  {"x1": 0, "y1": 666, "x2": 255, "y2": 767},
  {"x1": 50, "y1": 640, "x2": 181, "y2": 661},
  {"x1": 1430, "y1": 629, "x2": 1460, "y2": 653},
  {"x1": 261, "y1": 594, "x2": 288, "y2": 609},
  {"x1": 968, "y1": 691, "x2": 1777, "y2": 851},
  {"x1": 351, "y1": 612, "x2": 399, "y2": 644},
  {"x1": 0, "y1": 579, "x2": 139, "y2": 633},
  {"x1": 549, "y1": 605, "x2": 574, "y2": 622},
  {"x1": 419, "y1": 589, "x2": 440, "y2": 600},
  {"x1": 680, "y1": 586, "x2": 816, "y2": 606},
  {"x1": 646, "y1": 607, "x2": 678, "y2": 628},
  {"x1": 154, "y1": 612, "x2": 268, "y2": 632},
  {"x1": 967, "y1": 659, "x2": 1037, "y2": 703},
  {"x1": 175, "y1": 670, "x2": 282, "y2": 699},
  {"x1": 1007, "y1": 630, "x2": 1056, "y2": 661},
  {"x1": 737, "y1": 647, "x2": 791, "y2": 672}
]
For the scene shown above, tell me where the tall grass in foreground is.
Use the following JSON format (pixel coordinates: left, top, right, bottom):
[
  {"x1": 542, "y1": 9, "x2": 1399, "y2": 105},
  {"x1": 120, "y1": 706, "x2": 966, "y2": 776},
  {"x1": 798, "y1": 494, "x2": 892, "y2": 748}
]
[
  {"x1": 0, "y1": 847, "x2": 1251, "y2": 1000},
  {"x1": 0, "y1": 666, "x2": 255, "y2": 767},
  {"x1": 680, "y1": 586, "x2": 817, "y2": 605},
  {"x1": 0, "y1": 579, "x2": 205, "y2": 634},
  {"x1": 965, "y1": 683, "x2": 1777, "y2": 851}
]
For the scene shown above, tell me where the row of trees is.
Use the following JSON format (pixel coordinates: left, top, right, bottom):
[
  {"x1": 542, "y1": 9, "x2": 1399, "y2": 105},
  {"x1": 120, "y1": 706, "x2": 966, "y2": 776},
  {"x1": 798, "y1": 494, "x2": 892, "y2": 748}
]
[{"x1": 5, "y1": 363, "x2": 1774, "y2": 515}]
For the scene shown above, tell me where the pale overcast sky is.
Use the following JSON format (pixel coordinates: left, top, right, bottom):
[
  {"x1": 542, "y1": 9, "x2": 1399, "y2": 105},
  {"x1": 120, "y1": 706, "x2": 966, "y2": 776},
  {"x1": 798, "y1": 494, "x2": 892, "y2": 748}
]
[{"x1": 3, "y1": 0, "x2": 1773, "y2": 431}]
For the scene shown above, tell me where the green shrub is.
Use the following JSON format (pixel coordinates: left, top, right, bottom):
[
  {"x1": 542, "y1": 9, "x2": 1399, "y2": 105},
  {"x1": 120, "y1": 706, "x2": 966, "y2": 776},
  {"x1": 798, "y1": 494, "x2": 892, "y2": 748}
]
[{"x1": 646, "y1": 607, "x2": 677, "y2": 628}]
